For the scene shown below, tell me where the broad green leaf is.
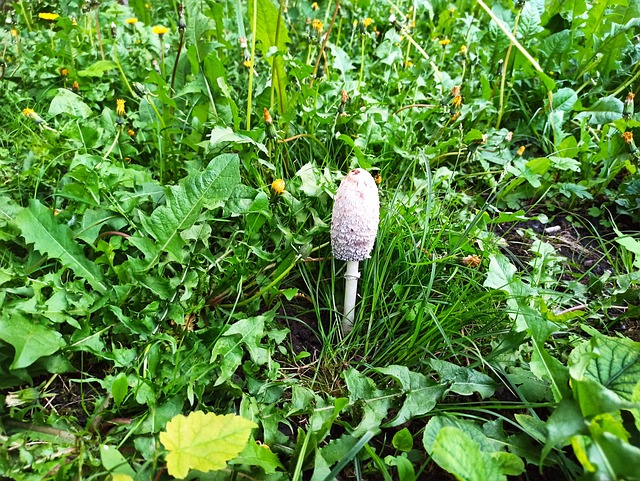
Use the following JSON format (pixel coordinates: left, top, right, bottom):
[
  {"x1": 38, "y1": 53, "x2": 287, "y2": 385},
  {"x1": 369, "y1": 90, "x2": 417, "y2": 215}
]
[
  {"x1": 77, "y1": 60, "x2": 117, "y2": 77},
  {"x1": 542, "y1": 399, "x2": 587, "y2": 461},
  {"x1": 111, "y1": 372, "x2": 128, "y2": 407},
  {"x1": 208, "y1": 126, "x2": 268, "y2": 154},
  {"x1": 17, "y1": 200, "x2": 107, "y2": 293},
  {"x1": 0, "y1": 195, "x2": 20, "y2": 225},
  {"x1": 231, "y1": 437, "x2": 283, "y2": 474},
  {"x1": 133, "y1": 153, "x2": 240, "y2": 269},
  {"x1": 569, "y1": 333, "x2": 640, "y2": 402},
  {"x1": 376, "y1": 365, "x2": 445, "y2": 426},
  {"x1": 552, "y1": 88, "x2": 578, "y2": 112},
  {"x1": 100, "y1": 445, "x2": 137, "y2": 478},
  {"x1": 482, "y1": 253, "x2": 516, "y2": 293},
  {"x1": 392, "y1": 428, "x2": 414, "y2": 452},
  {"x1": 431, "y1": 427, "x2": 507, "y2": 481},
  {"x1": 0, "y1": 313, "x2": 65, "y2": 369},
  {"x1": 343, "y1": 368, "x2": 393, "y2": 436},
  {"x1": 429, "y1": 359, "x2": 497, "y2": 399},
  {"x1": 575, "y1": 95, "x2": 624, "y2": 124},
  {"x1": 311, "y1": 434, "x2": 358, "y2": 481},
  {"x1": 331, "y1": 45, "x2": 355, "y2": 74},
  {"x1": 160, "y1": 411, "x2": 257, "y2": 479},
  {"x1": 48, "y1": 88, "x2": 92, "y2": 118},
  {"x1": 423, "y1": 416, "x2": 503, "y2": 454},
  {"x1": 247, "y1": 0, "x2": 289, "y2": 114}
]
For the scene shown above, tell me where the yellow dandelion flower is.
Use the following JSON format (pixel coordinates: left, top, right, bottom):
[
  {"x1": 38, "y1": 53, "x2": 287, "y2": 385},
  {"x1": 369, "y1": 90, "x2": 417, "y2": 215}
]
[
  {"x1": 22, "y1": 108, "x2": 35, "y2": 117},
  {"x1": 38, "y1": 12, "x2": 60, "y2": 21},
  {"x1": 22, "y1": 108, "x2": 44, "y2": 124},
  {"x1": 11, "y1": 28, "x2": 18, "y2": 37},
  {"x1": 271, "y1": 179, "x2": 286, "y2": 195},
  {"x1": 151, "y1": 25, "x2": 169, "y2": 36},
  {"x1": 517, "y1": 145, "x2": 526, "y2": 156},
  {"x1": 312, "y1": 19, "x2": 324, "y2": 33},
  {"x1": 60, "y1": 67, "x2": 68, "y2": 77},
  {"x1": 116, "y1": 99, "x2": 126, "y2": 117},
  {"x1": 452, "y1": 94, "x2": 462, "y2": 108},
  {"x1": 243, "y1": 59, "x2": 252, "y2": 68},
  {"x1": 404, "y1": 60, "x2": 413, "y2": 68},
  {"x1": 125, "y1": 17, "x2": 138, "y2": 25},
  {"x1": 450, "y1": 111, "x2": 461, "y2": 122},
  {"x1": 72, "y1": 81, "x2": 80, "y2": 92},
  {"x1": 362, "y1": 17, "x2": 373, "y2": 28},
  {"x1": 374, "y1": 173, "x2": 382, "y2": 184},
  {"x1": 311, "y1": 2, "x2": 319, "y2": 10},
  {"x1": 460, "y1": 45, "x2": 467, "y2": 54},
  {"x1": 128, "y1": 129, "x2": 135, "y2": 137},
  {"x1": 439, "y1": 38, "x2": 451, "y2": 46},
  {"x1": 622, "y1": 131, "x2": 634, "y2": 143}
]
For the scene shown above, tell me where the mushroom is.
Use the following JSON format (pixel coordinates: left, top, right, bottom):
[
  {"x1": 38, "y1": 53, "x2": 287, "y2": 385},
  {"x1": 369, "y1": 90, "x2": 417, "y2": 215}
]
[{"x1": 330, "y1": 168, "x2": 380, "y2": 334}]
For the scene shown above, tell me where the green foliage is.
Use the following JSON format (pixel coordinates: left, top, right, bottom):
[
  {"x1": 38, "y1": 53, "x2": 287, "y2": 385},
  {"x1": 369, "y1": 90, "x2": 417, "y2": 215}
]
[{"x1": 1, "y1": 0, "x2": 639, "y2": 479}]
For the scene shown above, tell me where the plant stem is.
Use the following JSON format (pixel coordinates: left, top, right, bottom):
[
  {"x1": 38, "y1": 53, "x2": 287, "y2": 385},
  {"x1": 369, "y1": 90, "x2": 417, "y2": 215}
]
[
  {"x1": 343, "y1": 260, "x2": 360, "y2": 334},
  {"x1": 246, "y1": 0, "x2": 258, "y2": 130},
  {"x1": 270, "y1": 0, "x2": 286, "y2": 113},
  {"x1": 170, "y1": 28, "x2": 185, "y2": 96},
  {"x1": 496, "y1": 8, "x2": 521, "y2": 129},
  {"x1": 358, "y1": 33, "x2": 365, "y2": 94},
  {"x1": 95, "y1": 6, "x2": 105, "y2": 60},
  {"x1": 310, "y1": 0, "x2": 340, "y2": 89},
  {"x1": 113, "y1": 39, "x2": 135, "y2": 97}
]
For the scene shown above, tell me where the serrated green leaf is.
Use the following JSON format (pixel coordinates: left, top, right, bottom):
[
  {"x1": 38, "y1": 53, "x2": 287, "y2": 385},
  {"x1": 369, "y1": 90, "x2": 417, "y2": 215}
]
[
  {"x1": 429, "y1": 359, "x2": 497, "y2": 399},
  {"x1": 78, "y1": 60, "x2": 117, "y2": 77},
  {"x1": 431, "y1": 427, "x2": 507, "y2": 481},
  {"x1": 48, "y1": 88, "x2": 92, "y2": 118},
  {"x1": 0, "y1": 313, "x2": 65, "y2": 369},
  {"x1": 17, "y1": 200, "x2": 107, "y2": 293},
  {"x1": 159, "y1": 411, "x2": 257, "y2": 479},
  {"x1": 552, "y1": 88, "x2": 578, "y2": 112},
  {"x1": 231, "y1": 437, "x2": 283, "y2": 474},
  {"x1": 343, "y1": 368, "x2": 392, "y2": 436},
  {"x1": 134, "y1": 153, "x2": 240, "y2": 269},
  {"x1": 376, "y1": 365, "x2": 445, "y2": 426}
]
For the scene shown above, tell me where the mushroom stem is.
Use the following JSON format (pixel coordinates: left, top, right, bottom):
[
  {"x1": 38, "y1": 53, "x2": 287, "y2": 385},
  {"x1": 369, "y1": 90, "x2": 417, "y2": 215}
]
[{"x1": 342, "y1": 260, "x2": 360, "y2": 334}]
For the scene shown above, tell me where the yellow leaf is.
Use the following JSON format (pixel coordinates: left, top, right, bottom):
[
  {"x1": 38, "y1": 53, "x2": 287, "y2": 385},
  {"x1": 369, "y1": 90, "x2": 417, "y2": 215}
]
[
  {"x1": 160, "y1": 411, "x2": 257, "y2": 479},
  {"x1": 112, "y1": 475, "x2": 134, "y2": 481}
]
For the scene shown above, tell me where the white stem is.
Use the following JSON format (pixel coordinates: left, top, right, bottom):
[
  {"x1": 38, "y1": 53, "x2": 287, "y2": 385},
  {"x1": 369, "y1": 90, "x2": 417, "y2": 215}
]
[{"x1": 342, "y1": 260, "x2": 360, "y2": 334}]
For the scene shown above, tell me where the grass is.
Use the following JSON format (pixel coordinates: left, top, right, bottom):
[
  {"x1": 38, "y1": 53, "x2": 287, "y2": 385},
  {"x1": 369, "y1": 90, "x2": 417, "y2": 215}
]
[{"x1": 1, "y1": 0, "x2": 640, "y2": 480}]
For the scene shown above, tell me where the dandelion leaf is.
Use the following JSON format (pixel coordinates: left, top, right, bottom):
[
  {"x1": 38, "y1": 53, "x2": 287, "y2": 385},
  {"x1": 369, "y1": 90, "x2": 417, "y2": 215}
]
[
  {"x1": 0, "y1": 312, "x2": 65, "y2": 370},
  {"x1": 17, "y1": 199, "x2": 107, "y2": 293},
  {"x1": 159, "y1": 411, "x2": 257, "y2": 479},
  {"x1": 133, "y1": 153, "x2": 240, "y2": 269}
]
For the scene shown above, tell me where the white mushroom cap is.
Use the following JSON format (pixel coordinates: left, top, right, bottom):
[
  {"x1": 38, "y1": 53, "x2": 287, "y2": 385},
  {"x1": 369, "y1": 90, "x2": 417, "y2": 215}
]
[{"x1": 331, "y1": 168, "x2": 380, "y2": 261}]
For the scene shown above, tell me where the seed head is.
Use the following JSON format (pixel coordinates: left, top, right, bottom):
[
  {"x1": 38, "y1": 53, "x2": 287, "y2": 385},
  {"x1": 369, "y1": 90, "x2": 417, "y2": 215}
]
[{"x1": 331, "y1": 169, "x2": 380, "y2": 261}]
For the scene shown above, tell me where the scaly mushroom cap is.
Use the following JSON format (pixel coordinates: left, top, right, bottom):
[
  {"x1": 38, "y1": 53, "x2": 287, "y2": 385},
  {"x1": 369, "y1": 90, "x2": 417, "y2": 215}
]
[{"x1": 331, "y1": 168, "x2": 380, "y2": 261}]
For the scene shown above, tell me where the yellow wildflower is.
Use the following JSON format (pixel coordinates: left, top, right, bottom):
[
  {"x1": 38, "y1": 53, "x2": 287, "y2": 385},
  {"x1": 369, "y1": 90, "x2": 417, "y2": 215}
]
[
  {"x1": 404, "y1": 60, "x2": 413, "y2": 68},
  {"x1": 128, "y1": 129, "x2": 135, "y2": 137},
  {"x1": 116, "y1": 99, "x2": 126, "y2": 117},
  {"x1": 38, "y1": 12, "x2": 60, "y2": 21},
  {"x1": 312, "y1": 19, "x2": 324, "y2": 33},
  {"x1": 460, "y1": 45, "x2": 467, "y2": 54},
  {"x1": 72, "y1": 81, "x2": 79, "y2": 92},
  {"x1": 517, "y1": 145, "x2": 526, "y2": 156},
  {"x1": 439, "y1": 38, "x2": 451, "y2": 46},
  {"x1": 311, "y1": 2, "x2": 319, "y2": 10},
  {"x1": 125, "y1": 17, "x2": 138, "y2": 25},
  {"x1": 452, "y1": 95, "x2": 462, "y2": 108},
  {"x1": 60, "y1": 67, "x2": 68, "y2": 77},
  {"x1": 151, "y1": 25, "x2": 169, "y2": 36},
  {"x1": 450, "y1": 111, "x2": 461, "y2": 122},
  {"x1": 362, "y1": 17, "x2": 373, "y2": 28},
  {"x1": 243, "y1": 59, "x2": 252, "y2": 68},
  {"x1": 11, "y1": 28, "x2": 18, "y2": 37},
  {"x1": 263, "y1": 108, "x2": 273, "y2": 125},
  {"x1": 22, "y1": 108, "x2": 44, "y2": 124},
  {"x1": 22, "y1": 108, "x2": 35, "y2": 117},
  {"x1": 374, "y1": 173, "x2": 382, "y2": 185},
  {"x1": 622, "y1": 131, "x2": 634, "y2": 143},
  {"x1": 271, "y1": 179, "x2": 286, "y2": 195}
]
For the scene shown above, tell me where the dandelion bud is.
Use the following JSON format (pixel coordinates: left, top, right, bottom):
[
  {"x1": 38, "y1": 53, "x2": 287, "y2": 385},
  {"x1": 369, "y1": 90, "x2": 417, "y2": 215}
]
[
  {"x1": 271, "y1": 179, "x2": 285, "y2": 195},
  {"x1": 624, "y1": 92, "x2": 635, "y2": 119}
]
